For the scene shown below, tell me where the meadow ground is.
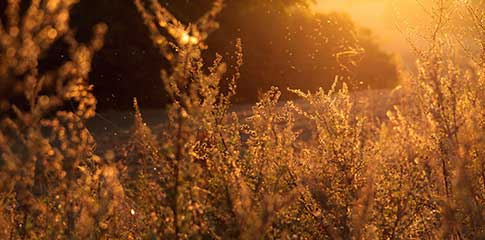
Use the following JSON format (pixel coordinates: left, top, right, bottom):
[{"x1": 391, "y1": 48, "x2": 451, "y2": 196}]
[{"x1": 88, "y1": 89, "x2": 396, "y2": 150}]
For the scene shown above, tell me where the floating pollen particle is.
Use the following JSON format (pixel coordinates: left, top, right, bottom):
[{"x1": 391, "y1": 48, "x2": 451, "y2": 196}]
[{"x1": 180, "y1": 32, "x2": 190, "y2": 45}]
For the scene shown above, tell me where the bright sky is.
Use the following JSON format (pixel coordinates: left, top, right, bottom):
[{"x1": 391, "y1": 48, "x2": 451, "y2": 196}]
[{"x1": 315, "y1": 0, "x2": 433, "y2": 68}]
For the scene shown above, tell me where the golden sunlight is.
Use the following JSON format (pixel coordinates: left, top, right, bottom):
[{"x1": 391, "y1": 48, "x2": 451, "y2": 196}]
[
  {"x1": 315, "y1": 0, "x2": 436, "y2": 68},
  {"x1": 1, "y1": 0, "x2": 484, "y2": 238}
]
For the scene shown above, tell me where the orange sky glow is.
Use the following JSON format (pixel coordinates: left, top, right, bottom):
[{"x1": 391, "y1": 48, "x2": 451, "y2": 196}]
[{"x1": 314, "y1": 0, "x2": 438, "y2": 69}]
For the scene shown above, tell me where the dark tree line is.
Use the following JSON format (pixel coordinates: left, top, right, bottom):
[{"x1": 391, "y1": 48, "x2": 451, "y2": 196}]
[{"x1": 2, "y1": 0, "x2": 399, "y2": 109}]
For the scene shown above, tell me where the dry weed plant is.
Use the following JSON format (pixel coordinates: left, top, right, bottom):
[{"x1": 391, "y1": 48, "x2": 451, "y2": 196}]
[
  {"x1": 0, "y1": 0, "x2": 483, "y2": 239},
  {"x1": 0, "y1": 0, "x2": 133, "y2": 239}
]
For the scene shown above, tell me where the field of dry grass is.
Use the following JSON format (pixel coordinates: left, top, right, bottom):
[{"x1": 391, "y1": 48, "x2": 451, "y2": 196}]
[
  {"x1": 0, "y1": 0, "x2": 484, "y2": 239},
  {"x1": 88, "y1": 89, "x2": 396, "y2": 148}
]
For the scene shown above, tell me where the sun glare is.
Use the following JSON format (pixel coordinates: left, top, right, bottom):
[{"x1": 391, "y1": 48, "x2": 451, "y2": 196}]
[{"x1": 315, "y1": 0, "x2": 435, "y2": 68}]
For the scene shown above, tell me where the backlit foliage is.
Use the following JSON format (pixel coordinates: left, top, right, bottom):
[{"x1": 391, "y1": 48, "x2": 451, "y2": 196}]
[
  {"x1": 0, "y1": 0, "x2": 132, "y2": 239},
  {"x1": 0, "y1": 0, "x2": 484, "y2": 239}
]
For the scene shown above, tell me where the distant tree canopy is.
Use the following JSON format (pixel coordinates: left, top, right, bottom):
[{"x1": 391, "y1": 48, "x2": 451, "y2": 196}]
[{"x1": 3, "y1": 0, "x2": 398, "y2": 109}]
